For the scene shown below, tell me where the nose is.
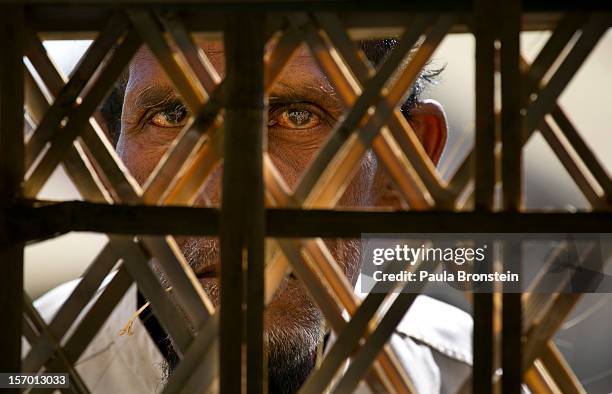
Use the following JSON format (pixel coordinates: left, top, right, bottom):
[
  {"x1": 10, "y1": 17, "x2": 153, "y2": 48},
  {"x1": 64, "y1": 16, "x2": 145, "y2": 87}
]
[{"x1": 193, "y1": 161, "x2": 223, "y2": 207}]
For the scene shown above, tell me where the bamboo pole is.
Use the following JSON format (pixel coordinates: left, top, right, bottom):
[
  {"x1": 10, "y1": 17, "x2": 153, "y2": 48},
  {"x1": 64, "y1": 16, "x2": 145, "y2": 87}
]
[
  {"x1": 0, "y1": 5, "x2": 25, "y2": 385},
  {"x1": 221, "y1": 13, "x2": 266, "y2": 394}
]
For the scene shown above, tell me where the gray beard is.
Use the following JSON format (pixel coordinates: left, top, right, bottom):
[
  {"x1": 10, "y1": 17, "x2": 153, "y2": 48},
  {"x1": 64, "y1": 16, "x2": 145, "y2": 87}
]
[
  {"x1": 161, "y1": 314, "x2": 322, "y2": 393},
  {"x1": 156, "y1": 236, "x2": 324, "y2": 393}
]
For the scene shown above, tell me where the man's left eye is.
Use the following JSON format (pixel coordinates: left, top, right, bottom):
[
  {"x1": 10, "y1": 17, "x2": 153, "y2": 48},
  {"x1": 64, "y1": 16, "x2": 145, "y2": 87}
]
[
  {"x1": 269, "y1": 105, "x2": 321, "y2": 130},
  {"x1": 149, "y1": 105, "x2": 189, "y2": 128}
]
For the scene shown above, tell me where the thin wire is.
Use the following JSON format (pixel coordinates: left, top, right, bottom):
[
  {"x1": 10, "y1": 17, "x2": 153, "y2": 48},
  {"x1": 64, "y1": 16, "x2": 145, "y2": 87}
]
[
  {"x1": 119, "y1": 286, "x2": 173, "y2": 336},
  {"x1": 561, "y1": 293, "x2": 612, "y2": 330}
]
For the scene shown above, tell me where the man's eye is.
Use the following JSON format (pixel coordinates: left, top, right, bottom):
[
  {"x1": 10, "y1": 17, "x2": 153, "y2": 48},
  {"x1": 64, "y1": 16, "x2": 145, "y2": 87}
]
[
  {"x1": 269, "y1": 105, "x2": 321, "y2": 130},
  {"x1": 149, "y1": 105, "x2": 188, "y2": 128}
]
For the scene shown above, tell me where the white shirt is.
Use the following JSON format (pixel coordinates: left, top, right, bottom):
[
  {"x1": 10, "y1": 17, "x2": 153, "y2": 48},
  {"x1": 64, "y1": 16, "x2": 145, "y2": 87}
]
[{"x1": 29, "y1": 273, "x2": 473, "y2": 393}]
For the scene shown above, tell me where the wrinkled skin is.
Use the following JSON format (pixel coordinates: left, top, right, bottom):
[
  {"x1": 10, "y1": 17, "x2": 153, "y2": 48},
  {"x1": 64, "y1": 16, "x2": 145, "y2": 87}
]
[{"x1": 116, "y1": 41, "x2": 447, "y2": 392}]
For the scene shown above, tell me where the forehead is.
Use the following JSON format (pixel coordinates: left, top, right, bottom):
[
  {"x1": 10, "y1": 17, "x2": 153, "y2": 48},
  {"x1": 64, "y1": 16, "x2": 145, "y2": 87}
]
[{"x1": 128, "y1": 41, "x2": 329, "y2": 91}]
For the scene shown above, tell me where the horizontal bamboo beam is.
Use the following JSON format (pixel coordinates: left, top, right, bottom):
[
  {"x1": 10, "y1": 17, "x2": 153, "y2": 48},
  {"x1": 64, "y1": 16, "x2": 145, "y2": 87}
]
[
  {"x1": 29, "y1": 7, "x2": 612, "y2": 39},
  {"x1": 21, "y1": 1, "x2": 612, "y2": 12},
  {"x1": 4, "y1": 201, "x2": 612, "y2": 243}
]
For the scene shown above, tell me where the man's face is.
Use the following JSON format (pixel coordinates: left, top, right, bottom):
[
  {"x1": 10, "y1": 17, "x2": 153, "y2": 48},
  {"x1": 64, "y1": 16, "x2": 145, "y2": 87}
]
[{"x1": 116, "y1": 40, "x2": 446, "y2": 390}]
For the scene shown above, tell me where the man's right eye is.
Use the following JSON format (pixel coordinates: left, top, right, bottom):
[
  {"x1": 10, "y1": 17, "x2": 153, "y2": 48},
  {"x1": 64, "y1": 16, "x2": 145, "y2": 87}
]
[{"x1": 149, "y1": 104, "x2": 189, "y2": 128}]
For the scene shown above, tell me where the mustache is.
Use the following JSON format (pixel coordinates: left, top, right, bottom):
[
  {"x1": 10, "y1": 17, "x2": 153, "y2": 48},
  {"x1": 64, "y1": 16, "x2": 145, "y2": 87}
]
[{"x1": 180, "y1": 236, "x2": 220, "y2": 274}]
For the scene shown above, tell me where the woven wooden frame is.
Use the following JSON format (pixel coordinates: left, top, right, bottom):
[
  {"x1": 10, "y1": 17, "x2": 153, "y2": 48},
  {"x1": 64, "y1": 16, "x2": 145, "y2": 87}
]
[{"x1": 1, "y1": 2, "x2": 611, "y2": 394}]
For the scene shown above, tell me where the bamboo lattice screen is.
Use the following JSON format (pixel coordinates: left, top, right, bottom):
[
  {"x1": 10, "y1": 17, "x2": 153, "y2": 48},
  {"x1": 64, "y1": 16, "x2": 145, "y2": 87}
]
[{"x1": 1, "y1": 1, "x2": 611, "y2": 394}]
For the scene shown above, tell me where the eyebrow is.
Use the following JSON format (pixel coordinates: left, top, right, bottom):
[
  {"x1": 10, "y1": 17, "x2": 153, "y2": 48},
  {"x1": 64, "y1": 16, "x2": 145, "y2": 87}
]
[
  {"x1": 268, "y1": 79, "x2": 343, "y2": 116},
  {"x1": 130, "y1": 75, "x2": 343, "y2": 117},
  {"x1": 131, "y1": 84, "x2": 182, "y2": 113}
]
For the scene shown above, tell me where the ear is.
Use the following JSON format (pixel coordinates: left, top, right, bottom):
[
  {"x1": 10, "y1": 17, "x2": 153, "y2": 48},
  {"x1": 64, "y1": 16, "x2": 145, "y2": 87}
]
[
  {"x1": 406, "y1": 99, "x2": 448, "y2": 165},
  {"x1": 373, "y1": 99, "x2": 448, "y2": 208}
]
